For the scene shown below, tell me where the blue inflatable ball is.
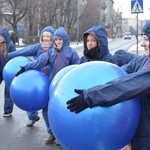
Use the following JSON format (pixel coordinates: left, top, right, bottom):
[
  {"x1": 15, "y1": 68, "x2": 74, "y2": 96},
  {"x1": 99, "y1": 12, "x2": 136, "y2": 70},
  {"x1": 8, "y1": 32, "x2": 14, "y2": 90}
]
[
  {"x1": 3, "y1": 56, "x2": 31, "y2": 86},
  {"x1": 50, "y1": 64, "x2": 78, "y2": 92},
  {"x1": 48, "y1": 61, "x2": 141, "y2": 150},
  {"x1": 10, "y1": 70, "x2": 50, "y2": 111}
]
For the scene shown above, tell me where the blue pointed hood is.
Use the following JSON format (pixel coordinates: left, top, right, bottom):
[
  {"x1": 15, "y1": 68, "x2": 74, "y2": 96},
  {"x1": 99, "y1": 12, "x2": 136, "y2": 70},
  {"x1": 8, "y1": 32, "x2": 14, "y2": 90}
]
[
  {"x1": 0, "y1": 28, "x2": 11, "y2": 44},
  {"x1": 40, "y1": 26, "x2": 55, "y2": 39},
  {"x1": 54, "y1": 27, "x2": 70, "y2": 47},
  {"x1": 83, "y1": 25, "x2": 109, "y2": 56}
]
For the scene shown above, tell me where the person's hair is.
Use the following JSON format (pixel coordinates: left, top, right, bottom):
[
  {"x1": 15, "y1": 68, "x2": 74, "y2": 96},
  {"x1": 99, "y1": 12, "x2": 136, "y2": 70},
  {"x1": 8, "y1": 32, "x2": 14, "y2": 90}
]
[{"x1": 1, "y1": 42, "x2": 7, "y2": 59}]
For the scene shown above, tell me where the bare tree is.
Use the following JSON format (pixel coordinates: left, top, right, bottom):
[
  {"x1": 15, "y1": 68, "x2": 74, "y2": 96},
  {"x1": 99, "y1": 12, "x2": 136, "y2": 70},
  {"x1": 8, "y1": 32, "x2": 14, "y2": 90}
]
[
  {"x1": 0, "y1": 0, "x2": 28, "y2": 32},
  {"x1": 52, "y1": 0, "x2": 67, "y2": 28},
  {"x1": 65, "y1": 0, "x2": 77, "y2": 36},
  {"x1": 35, "y1": 0, "x2": 56, "y2": 35},
  {"x1": 80, "y1": 0, "x2": 101, "y2": 36},
  {"x1": 46, "y1": 0, "x2": 56, "y2": 27},
  {"x1": 26, "y1": 0, "x2": 39, "y2": 37},
  {"x1": 0, "y1": 0, "x2": 107, "y2": 43}
]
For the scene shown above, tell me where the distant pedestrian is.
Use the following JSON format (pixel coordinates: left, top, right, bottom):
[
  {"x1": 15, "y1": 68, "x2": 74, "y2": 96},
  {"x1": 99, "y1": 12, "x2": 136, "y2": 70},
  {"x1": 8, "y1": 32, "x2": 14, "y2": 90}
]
[{"x1": 10, "y1": 31, "x2": 18, "y2": 45}]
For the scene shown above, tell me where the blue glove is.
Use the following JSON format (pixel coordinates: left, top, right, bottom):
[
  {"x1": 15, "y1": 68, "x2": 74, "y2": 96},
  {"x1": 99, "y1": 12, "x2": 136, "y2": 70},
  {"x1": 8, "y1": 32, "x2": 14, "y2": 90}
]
[
  {"x1": 66, "y1": 89, "x2": 89, "y2": 114},
  {"x1": 15, "y1": 67, "x2": 25, "y2": 77}
]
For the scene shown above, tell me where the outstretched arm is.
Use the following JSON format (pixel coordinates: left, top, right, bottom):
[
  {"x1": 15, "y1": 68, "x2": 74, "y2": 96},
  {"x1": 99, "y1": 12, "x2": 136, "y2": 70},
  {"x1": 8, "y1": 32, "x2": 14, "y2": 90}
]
[
  {"x1": 8, "y1": 44, "x2": 37, "y2": 59},
  {"x1": 67, "y1": 66, "x2": 150, "y2": 113},
  {"x1": 15, "y1": 52, "x2": 50, "y2": 76},
  {"x1": 114, "y1": 49, "x2": 138, "y2": 67},
  {"x1": 84, "y1": 67, "x2": 150, "y2": 107}
]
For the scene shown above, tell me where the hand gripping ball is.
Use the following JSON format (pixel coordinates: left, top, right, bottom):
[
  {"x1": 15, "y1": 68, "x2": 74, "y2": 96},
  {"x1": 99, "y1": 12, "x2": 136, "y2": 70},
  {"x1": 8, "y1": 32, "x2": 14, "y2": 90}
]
[
  {"x1": 10, "y1": 70, "x2": 50, "y2": 111},
  {"x1": 3, "y1": 56, "x2": 31, "y2": 86},
  {"x1": 48, "y1": 61, "x2": 141, "y2": 150}
]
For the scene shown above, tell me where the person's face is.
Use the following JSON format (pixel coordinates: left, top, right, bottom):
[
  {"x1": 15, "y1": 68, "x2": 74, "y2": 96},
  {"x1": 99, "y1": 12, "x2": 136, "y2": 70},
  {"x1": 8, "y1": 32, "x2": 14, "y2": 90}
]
[
  {"x1": 86, "y1": 34, "x2": 98, "y2": 50},
  {"x1": 141, "y1": 34, "x2": 150, "y2": 56},
  {"x1": 0, "y1": 35, "x2": 5, "y2": 43},
  {"x1": 55, "y1": 38, "x2": 63, "y2": 49},
  {"x1": 42, "y1": 34, "x2": 52, "y2": 42}
]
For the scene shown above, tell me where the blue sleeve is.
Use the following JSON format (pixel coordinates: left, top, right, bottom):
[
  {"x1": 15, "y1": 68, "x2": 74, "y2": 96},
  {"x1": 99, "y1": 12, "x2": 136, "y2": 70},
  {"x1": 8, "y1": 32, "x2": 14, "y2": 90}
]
[
  {"x1": 8, "y1": 44, "x2": 38, "y2": 59},
  {"x1": 121, "y1": 58, "x2": 138, "y2": 73},
  {"x1": 107, "y1": 53, "x2": 118, "y2": 65},
  {"x1": 114, "y1": 49, "x2": 138, "y2": 67},
  {"x1": 8, "y1": 42, "x2": 16, "y2": 53},
  {"x1": 24, "y1": 52, "x2": 49, "y2": 70},
  {"x1": 84, "y1": 66, "x2": 150, "y2": 107},
  {"x1": 70, "y1": 50, "x2": 80, "y2": 64},
  {"x1": 122, "y1": 56, "x2": 146, "y2": 73},
  {"x1": 80, "y1": 57, "x2": 85, "y2": 64}
]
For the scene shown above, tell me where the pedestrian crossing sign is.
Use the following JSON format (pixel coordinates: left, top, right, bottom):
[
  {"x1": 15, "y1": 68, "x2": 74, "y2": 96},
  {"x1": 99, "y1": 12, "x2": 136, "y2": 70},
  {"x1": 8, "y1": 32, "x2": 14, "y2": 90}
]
[{"x1": 131, "y1": 0, "x2": 143, "y2": 13}]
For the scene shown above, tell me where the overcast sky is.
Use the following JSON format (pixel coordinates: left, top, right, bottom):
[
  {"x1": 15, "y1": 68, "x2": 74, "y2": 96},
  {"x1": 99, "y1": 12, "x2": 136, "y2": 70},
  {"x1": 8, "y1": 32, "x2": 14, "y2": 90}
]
[{"x1": 113, "y1": 0, "x2": 150, "y2": 20}]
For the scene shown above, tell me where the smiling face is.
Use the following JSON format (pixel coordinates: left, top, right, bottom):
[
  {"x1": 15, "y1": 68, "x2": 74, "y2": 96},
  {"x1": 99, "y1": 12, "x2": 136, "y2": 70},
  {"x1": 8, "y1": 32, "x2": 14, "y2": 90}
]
[
  {"x1": 86, "y1": 34, "x2": 98, "y2": 50},
  {"x1": 55, "y1": 37, "x2": 63, "y2": 50},
  {"x1": 42, "y1": 33, "x2": 53, "y2": 42},
  {"x1": 141, "y1": 34, "x2": 150, "y2": 56}
]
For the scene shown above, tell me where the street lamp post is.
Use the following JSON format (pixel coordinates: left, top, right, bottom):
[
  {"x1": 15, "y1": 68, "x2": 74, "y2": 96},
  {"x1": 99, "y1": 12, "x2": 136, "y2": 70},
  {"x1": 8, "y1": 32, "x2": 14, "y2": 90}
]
[{"x1": 76, "y1": 0, "x2": 80, "y2": 45}]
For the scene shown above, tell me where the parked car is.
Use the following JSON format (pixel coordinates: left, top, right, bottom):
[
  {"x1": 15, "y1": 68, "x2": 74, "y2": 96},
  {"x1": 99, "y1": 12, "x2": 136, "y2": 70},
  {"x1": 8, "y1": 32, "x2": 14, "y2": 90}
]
[{"x1": 123, "y1": 32, "x2": 132, "y2": 40}]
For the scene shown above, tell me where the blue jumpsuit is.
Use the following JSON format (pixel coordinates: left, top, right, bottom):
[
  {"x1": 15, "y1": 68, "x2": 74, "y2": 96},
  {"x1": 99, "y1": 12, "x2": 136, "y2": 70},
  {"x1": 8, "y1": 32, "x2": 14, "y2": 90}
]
[
  {"x1": 0, "y1": 28, "x2": 16, "y2": 114},
  {"x1": 83, "y1": 55, "x2": 150, "y2": 149},
  {"x1": 8, "y1": 26, "x2": 54, "y2": 120},
  {"x1": 83, "y1": 21, "x2": 150, "y2": 149}
]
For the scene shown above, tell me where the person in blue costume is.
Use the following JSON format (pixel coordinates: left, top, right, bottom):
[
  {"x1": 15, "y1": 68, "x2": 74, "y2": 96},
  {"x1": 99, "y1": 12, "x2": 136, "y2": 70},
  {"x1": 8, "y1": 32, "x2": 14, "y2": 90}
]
[
  {"x1": 0, "y1": 28, "x2": 16, "y2": 117},
  {"x1": 15, "y1": 26, "x2": 80, "y2": 145},
  {"x1": 8, "y1": 26, "x2": 54, "y2": 126},
  {"x1": 80, "y1": 25, "x2": 118, "y2": 65},
  {"x1": 66, "y1": 20, "x2": 150, "y2": 150}
]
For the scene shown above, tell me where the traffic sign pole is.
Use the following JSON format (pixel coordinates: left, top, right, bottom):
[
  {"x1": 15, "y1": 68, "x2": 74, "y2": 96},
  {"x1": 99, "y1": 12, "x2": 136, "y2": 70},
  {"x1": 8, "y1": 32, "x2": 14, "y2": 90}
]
[
  {"x1": 136, "y1": 14, "x2": 138, "y2": 55},
  {"x1": 131, "y1": 0, "x2": 143, "y2": 54}
]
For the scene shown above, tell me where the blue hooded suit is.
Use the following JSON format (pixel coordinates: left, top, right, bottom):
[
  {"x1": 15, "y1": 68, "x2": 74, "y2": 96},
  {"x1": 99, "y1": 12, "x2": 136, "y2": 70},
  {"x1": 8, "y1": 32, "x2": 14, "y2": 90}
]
[
  {"x1": 0, "y1": 28, "x2": 16, "y2": 114},
  {"x1": 23, "y1": 26, "x2": 80, "y2": 134},
  {"x1": 80, "y1": 25, "x2": 118, "y2": 65},
  {"x1": 8, "y1": 26, "x2": 54, "y2": 77},
  {"x1": 0, "y1": 28, "x2": 16, "y2": 83},
  {"x1": 83, "y1": 20, "x2": 150, "y2": 149},
  {"x1": 24, "y1": 27, "x2": 80, "y2": 81},
  {"x1": 7, "y1": 26, "x2": 54, "y2": 120}
]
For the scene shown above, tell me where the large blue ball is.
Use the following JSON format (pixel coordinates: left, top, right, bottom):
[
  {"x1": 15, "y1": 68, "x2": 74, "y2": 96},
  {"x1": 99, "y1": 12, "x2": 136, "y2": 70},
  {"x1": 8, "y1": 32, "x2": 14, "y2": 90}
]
[
  {"x1": 48, "y1": 61, "x2": 141, "y2": 150},
  {"x1": 3, "y1": 56, "x2": 31, "y2": 86},
  {"x1": 50, "y1": 64, "x2": 78, "y2": 93},
  {"x1": 10, "y1": 70, "x2": 50, "y2": 111}
]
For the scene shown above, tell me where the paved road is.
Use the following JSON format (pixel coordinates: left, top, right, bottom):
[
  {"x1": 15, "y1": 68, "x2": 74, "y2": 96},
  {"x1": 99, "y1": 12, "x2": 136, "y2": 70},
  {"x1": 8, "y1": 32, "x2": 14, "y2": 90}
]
[{"x1": 0, "y1": 81, "x2": 64, "y2": 150}]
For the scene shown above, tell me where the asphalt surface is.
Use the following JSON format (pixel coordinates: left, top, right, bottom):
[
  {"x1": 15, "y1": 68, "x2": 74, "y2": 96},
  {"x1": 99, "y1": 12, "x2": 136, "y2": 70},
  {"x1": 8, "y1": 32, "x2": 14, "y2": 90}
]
[{"x1": 0, "y1": 81, "x2": 64, "y2": 150}]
